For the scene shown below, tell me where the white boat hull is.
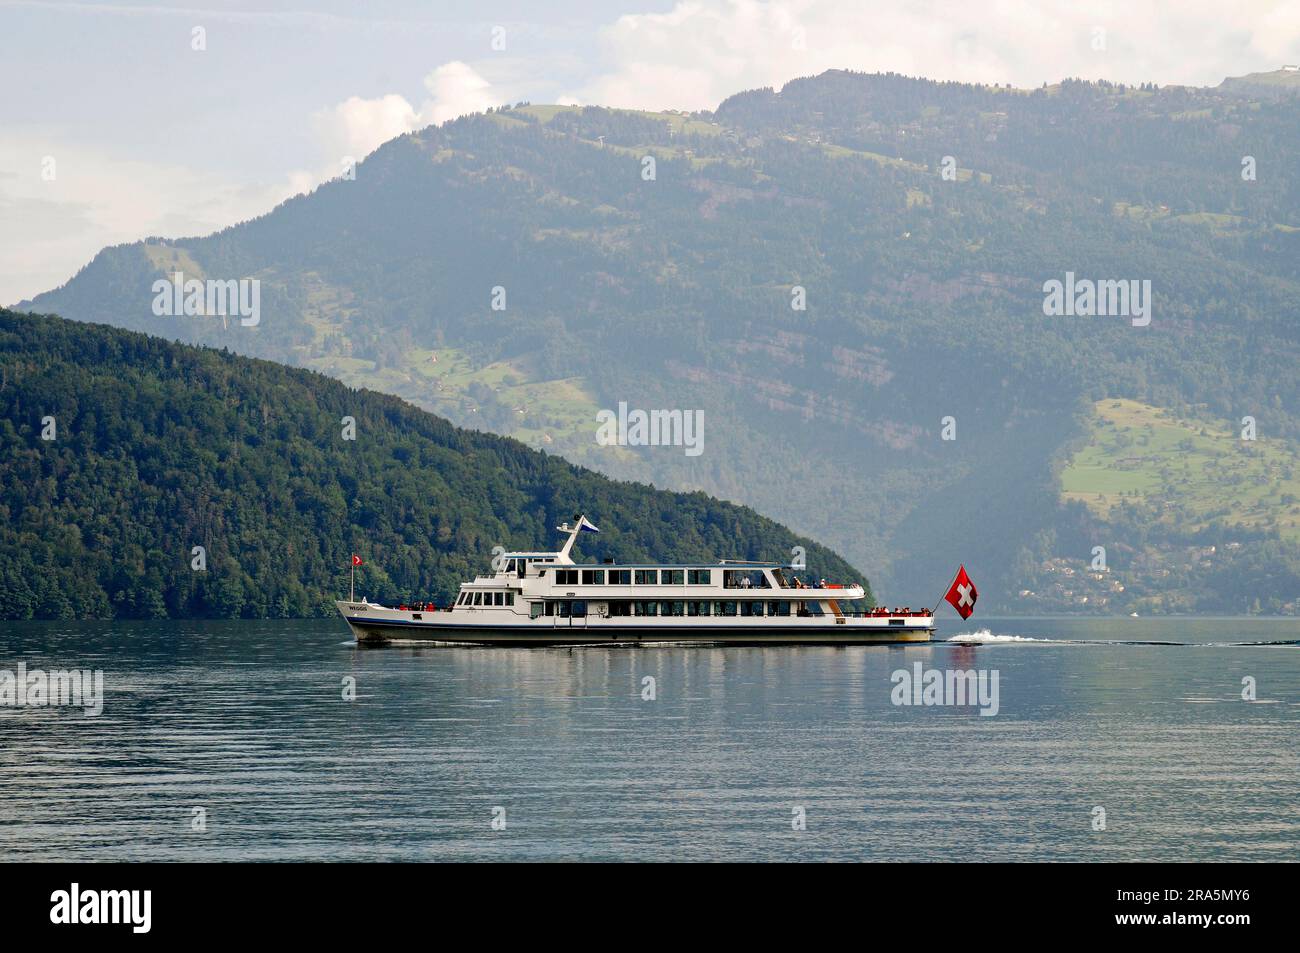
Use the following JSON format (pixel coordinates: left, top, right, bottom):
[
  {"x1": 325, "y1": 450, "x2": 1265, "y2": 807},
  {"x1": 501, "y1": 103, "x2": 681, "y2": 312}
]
[{"x1": 336, "y1": 601, "x2": 933, "y2": 645}]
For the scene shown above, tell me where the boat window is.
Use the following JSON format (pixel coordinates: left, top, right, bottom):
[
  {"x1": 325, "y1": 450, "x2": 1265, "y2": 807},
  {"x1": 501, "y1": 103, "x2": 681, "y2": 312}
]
[
  {"x1": 715, "y1": 601, "x2": 737, "y2": 617},
  {"x1": 635, "y1": 601, "x2": 658, "y2": 617},
  {"x1": 557, "y1": 602, "x2": 571, "y2": 618},
  {"x1": 506, "y1": 593, "x2": 515, "y2": 606},
  {"x1": 660, "y1": 601, "x2": 684, "y2": 616},
  {"x1": 544, "y1": 601, "x2": 555, "y2": 617},
  {"x1": 555, "y1": 569, "x2": 578, "y2": 585},
  {"x1": 503, "y1": 560, "x2": 514, "y2": 574},
  {"x1": 581, "y1": 569, "x2": 605, "y2": 585},
  {"x1": 571, "y1": 601, "x2": 587, "y2": 618},
  {"x1": 517, "y1": 560, "x2": 526, "y2": 578},
  {"x1": 609, "y1": 601, "x2": 632, "y2": 617},
  {"x1": 493, "y1": 592, "x2": 504, "y2": 606},
  {"x1": 740, "y1": 601, "x2": 762, "y2": 617},
  {"x1": 687, "y1": 601, "x2": 711, "y2": 616},
  {"x1": 530, "y1": 602, "x2": 542, "y2": 619},
  {"x1": 769, "y1": 601, "x2": 791, "y2": 617},
  {"x1": 688, "y1": 569, "x2": 712, "y2": 585},
  {"x1": 635, "y1": 569, "x2": 658, "y2": 585},
  {"x1": 608, "y1": 569, "x2": 631, "y2": 585},
  {"x1": 664, "y1": 570, "x2": 684, "y2": 585},
  {"x1": 473, "y1": 592, "x2": 483, "y2": 606}
]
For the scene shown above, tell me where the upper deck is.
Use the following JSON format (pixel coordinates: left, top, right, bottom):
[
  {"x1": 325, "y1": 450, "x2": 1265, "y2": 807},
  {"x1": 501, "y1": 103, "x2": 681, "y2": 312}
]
[{"x1": 460, "y1": 519, "x2": 868, "y2": 605}]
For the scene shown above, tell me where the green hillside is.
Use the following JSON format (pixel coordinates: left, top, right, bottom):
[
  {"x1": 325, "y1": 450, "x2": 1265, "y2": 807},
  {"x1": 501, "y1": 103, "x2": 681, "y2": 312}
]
[
  {"x1": 23, "y1": 71, "x2": 1300, "y2": 610},
  {"x1": 0, "y1": 309, "x2": 868, "y2": 620},
  {"x1": 1063, "y1": 399, "x2": 1300, "y2": 541}
]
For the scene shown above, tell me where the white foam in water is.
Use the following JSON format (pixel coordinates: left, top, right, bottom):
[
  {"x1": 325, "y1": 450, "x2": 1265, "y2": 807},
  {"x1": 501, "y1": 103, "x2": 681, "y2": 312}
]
[{"x1": 946, "y1": 629, "x2": 1054, "y2": 644}]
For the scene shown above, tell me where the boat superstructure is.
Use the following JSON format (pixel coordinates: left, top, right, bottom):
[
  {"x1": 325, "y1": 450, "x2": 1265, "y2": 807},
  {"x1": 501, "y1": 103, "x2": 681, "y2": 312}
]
[{"x1": 336, "y1": 516, "x2": 933, "y2": 645}]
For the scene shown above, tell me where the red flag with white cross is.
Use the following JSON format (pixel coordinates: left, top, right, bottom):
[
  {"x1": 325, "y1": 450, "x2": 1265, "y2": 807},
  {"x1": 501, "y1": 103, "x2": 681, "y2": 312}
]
[{"x1": 943, "y1": 565, "x2": 978, "y2": 620}]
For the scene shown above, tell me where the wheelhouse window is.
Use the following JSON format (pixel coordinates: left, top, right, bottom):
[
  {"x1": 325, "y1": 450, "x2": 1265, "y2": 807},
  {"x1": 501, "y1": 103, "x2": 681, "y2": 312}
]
[
  {"x1": 635, "y1": 569, "x2": 658, "y2": 585},
  {"x1": 472, "y1": 592, "x2": 483, "y2": 606},
  {"x1": 581, "y1": 569, "x2": 605, "y2": 585},
  {"x1": 608, "y1": 569, "x2": 631, "y2": 585},
  {"x1": 687, "y1": 569, "x2": 712, "y2": 585}
]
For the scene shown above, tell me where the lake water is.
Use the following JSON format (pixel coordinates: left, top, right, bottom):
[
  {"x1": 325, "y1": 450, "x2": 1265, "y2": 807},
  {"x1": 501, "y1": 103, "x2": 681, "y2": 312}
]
[{"x1": 1, "y1": 616, "x2": 1296, "y2": 862}]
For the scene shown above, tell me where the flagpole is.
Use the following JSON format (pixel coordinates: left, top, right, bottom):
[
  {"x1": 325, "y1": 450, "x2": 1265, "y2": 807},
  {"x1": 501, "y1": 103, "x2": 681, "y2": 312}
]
[
  {"x1": 932, "y1": 565, "x2": 962, "y2": 617},
  {"x1": 350, "y1": 558, "x2": 355, "y2": 602}
]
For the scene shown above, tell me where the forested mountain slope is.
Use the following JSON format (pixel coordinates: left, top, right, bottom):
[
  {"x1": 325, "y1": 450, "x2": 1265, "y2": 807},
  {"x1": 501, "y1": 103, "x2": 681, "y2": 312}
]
[
  {"x1": 23, "y1": 69, "x2": 1300, "y2": 612},
  {"x1": 0, "y1": 309, "x2": 865, "y2": 619}
]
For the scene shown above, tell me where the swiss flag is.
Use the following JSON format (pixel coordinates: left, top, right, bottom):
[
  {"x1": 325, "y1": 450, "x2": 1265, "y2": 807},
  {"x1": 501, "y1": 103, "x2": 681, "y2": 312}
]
[
  {"x1": 943, "y1": 565, "x2": 978, "y2": 620},
  {"x1": 351, "y1": 554, "x2": 363, "y2": 567}
]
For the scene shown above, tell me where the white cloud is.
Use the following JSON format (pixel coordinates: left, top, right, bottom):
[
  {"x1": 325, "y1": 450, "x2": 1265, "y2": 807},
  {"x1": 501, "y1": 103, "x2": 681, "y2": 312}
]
[
  {"x1": 312, "y1": 94, "x2": 421, "y2": 163},
  {"x1": 575, "y1": 0, "x2": 1300, "y2": 111},
  {"x1": 2, "y1": 59, "x2": 503, "y2": 304},
  {"x1": 420, "y1": 61, "x2": 499, "y2": 125},
  {"x1": 0, "y1": 136, "x2": 299, "y2": 305},
  {"x1": 309, "y1": 60, "x2": 500, "y2": 166},
  {"x1": 297, "y1": 59, "x2": 503, "y2": 196}
]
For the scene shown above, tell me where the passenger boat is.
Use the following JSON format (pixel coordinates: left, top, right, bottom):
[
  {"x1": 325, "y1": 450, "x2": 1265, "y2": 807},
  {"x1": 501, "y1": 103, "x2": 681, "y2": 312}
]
[{"x1": 336, "y1": 516, "x2": 934, "y2": 645}]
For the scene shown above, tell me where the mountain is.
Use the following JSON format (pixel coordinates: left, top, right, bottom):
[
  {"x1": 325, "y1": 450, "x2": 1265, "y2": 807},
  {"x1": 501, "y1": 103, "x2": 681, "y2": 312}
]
[
  {"x1": 0, "y1": 309, "x2": 867, "y2": 620},
  {"x1": 22, "y1": 70, "x2": 1300, "y2": 613},
  {"x1": 1218, "y1": 67, "x2": 1300, "y2": 99}
]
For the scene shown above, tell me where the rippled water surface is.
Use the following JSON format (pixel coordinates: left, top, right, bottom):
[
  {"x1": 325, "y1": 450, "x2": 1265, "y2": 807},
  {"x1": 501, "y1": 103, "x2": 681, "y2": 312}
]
[{"x1": 1, "y1": 617, "x2": 1297, "y2": 861}]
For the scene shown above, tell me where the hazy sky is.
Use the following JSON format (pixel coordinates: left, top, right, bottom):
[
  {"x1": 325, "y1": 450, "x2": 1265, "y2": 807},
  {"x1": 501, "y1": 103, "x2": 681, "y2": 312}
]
[{"x1": 4, "y1": 0, "x2": 1299, "y2": 305}]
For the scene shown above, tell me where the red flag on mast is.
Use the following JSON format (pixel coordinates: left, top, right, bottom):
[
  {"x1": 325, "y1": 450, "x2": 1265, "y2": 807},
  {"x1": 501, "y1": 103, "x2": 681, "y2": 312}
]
[
  {"x1": 943, "y1": 565, "x2": 978, "y2": 620},
  {"x1": 351, "y1": 554, "x2": 363, "y2": 567}
]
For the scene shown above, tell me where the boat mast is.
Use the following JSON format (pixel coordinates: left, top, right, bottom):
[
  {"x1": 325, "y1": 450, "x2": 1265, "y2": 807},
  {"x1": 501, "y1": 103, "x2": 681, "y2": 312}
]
[{"x1": 556, "y1": 514, "x2": 599, "y2": 564}]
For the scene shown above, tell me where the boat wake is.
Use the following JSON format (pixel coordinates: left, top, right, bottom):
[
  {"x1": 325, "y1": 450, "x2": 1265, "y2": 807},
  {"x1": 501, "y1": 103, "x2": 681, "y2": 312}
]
[
  {"x1": 945, "y1": 628, "x2": 1299, "y2": 648},
  {"x1": 946, "y1": 629, "x2": 1066, "y2": 644}
]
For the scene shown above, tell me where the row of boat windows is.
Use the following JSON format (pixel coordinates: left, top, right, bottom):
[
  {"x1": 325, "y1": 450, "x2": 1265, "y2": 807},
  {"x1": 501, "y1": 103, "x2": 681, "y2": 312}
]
[
  {"x1": 550, "y1": 569, "x2": 713, "y2": 586},
  {"x1": 533, "y1": 600, "x2": 814, "y2": 618},
  {"x1": 455, "y1": 591, "x2": 516, "y2": 607}
]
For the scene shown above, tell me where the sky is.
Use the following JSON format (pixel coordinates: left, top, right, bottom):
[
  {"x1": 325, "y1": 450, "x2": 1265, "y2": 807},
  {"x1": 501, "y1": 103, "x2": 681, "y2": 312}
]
[{"x1": 3, "y1": 0, "x2": 1300, "y2": 306}]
